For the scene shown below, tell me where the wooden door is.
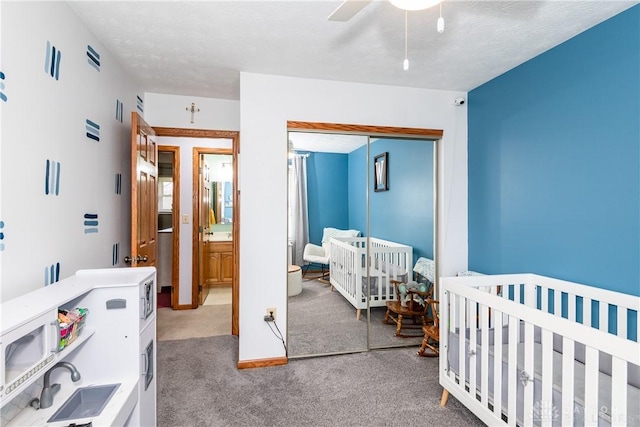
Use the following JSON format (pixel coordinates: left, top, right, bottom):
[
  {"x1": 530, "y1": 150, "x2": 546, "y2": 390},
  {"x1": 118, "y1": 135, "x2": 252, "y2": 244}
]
[
  {"x1": 128, "y1": 112, "x2": 158, "y2": 268},
  {"x1": 197, "y1": 154, "x2": 210, "y2": 305}
]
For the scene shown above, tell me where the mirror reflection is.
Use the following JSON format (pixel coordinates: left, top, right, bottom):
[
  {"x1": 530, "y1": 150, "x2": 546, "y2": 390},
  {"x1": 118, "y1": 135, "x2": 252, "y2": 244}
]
[
  {"x1": 286, "y1": 131, "x2": 436, "y2": 358},
  {"x1": 287, "y1": 133, "x2": 368, "y2": 357},
  {"x1": 368, "y1": 137, "x2": 435, "y2": 349},
  {"x1": 204, "y1": 154, "x2": 233, "y2": 233}
]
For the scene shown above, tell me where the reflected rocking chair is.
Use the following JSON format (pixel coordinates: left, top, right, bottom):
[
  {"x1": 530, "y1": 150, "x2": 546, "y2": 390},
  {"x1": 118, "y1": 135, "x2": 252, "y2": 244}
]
[{"x1": 383, "y1": 280, "x2": 434, "y2": 337}]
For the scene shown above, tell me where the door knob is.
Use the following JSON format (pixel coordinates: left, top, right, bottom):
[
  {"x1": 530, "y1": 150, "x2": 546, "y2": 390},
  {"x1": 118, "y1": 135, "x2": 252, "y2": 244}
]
[
  {"x1": 137, "y1": 255, "x2": 149, "y2": 263},
  {"x1": 124, "y1": 256, "x2": 133, "y2": 264}
]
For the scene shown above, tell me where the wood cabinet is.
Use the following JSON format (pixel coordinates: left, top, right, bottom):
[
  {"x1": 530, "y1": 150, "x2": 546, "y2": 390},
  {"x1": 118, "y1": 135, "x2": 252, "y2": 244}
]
[{"x1": 204, "y1": 241, "x2": 233, "y2": 286}]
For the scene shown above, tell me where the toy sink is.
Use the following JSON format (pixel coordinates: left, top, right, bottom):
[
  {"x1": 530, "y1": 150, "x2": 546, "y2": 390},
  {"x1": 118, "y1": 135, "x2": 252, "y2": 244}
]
[{"x1": 47, "y1": 383, "x2": 120, "y2": 422}]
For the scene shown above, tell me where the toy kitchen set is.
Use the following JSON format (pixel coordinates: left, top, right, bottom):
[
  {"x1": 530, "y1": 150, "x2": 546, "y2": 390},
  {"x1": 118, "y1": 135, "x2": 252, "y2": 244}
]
[{"x1": 0, "y1": 267, "x2": 157, "y2": 426}]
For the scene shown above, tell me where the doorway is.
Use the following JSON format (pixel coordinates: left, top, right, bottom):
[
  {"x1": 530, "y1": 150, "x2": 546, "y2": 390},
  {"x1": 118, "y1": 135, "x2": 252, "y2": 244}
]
[
  {"x1": 157, "y1": 147, "x2": 180, "y2": 309},
  {"x1": 154, "y1": 127, "x2": 240, "y2": 337}
]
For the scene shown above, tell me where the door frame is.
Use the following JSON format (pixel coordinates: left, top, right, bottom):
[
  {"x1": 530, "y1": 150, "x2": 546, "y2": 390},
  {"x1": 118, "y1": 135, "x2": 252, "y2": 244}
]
[
  {"x1": 194, "y1": 147, "x2": 233, "y2": 307},
  {"x1": 157, "y1": 145, "x2": 180, "y2": 309},
  {"x1": 154, "y1": 127, "x2": 240, "y2": 336}
]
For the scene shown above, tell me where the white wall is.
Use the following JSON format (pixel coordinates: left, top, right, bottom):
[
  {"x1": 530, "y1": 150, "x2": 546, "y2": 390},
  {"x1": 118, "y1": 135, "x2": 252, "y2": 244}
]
[
  {"x1": 144, "y1": 93, "x2": 239, "y2": 130},
  {"x1": 1, "y1": 2, "x2": 141, "y2": 302},
  {"x1": 238, "y1": 72, "x2": 469, "y2": 362}
]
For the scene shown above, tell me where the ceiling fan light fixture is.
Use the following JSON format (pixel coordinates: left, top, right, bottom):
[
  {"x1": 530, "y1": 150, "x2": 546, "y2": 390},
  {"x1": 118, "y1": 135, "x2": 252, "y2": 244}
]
[
  {"x1": 437, "y1": 3, "x2": 444, "y2": 33},
  {"x1": 389, "y1": 0, "x2": 443, "y2": 11}
]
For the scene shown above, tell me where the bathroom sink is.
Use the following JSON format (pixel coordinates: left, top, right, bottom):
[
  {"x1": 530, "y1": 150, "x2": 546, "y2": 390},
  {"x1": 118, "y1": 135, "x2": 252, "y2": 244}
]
[{"x1": 47, "y1": 383, "x2": 120, "y2": 422}]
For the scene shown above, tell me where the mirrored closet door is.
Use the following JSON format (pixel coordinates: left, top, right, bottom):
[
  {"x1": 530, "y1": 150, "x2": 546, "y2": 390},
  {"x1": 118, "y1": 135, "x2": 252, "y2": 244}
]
[
  {"x1": 286, "y1": 132, "x2": 369, "y2": 357},
  {"x1": 286, "y1": 123, "x2": 440, "y2": 359}
]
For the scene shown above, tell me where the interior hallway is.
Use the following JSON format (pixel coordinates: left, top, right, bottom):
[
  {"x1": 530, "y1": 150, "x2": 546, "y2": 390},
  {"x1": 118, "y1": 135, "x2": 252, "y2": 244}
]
[{"x1": 157, "y1": 286, "x2": 232, "y2": 341}]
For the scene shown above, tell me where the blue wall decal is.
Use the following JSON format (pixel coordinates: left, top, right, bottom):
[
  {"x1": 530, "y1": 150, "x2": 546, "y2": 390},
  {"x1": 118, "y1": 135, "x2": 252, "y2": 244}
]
[
  {"x1": 83, "y1": 213, "x2": 99, "y2": 234},
  {"x1": 0, "y1": 220, "x2": 5, "y2": 252},
  {"x1": 112, "y1": 243, "x2": 120, "y2": 266},
  {"x1": 136, "y1": 95, "x2": 144, "y2": 112},
  {"x1": 115, "y1": 99, "x2": 123, "y2": 122},
  {"x1": 45, "y1": 159, "x2": 61, "y2": 195},
  {"x1": 85, "y1": 118, "x2": 100, "y2": 141},
  {"x1": 44, "y1": 41, "x2": 61, "y2": 80},
  {"x1": 44, "y1": 262, "x2": 60, "y2": 286},
  {"x1": 0, "y1": 71, "x2": 6, "y2": 102},
  {"x1": 115, "y1": 173, "x2": 122, "y2": 195},
  {"x1": 86, "y1": 44, "x2": 100, "y2": 71}
]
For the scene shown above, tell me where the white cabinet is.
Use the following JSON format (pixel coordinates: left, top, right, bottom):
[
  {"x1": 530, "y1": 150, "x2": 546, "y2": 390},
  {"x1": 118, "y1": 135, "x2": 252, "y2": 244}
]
[{"x1": 0, "y1": 267, "x2": 157, "y2": 427}]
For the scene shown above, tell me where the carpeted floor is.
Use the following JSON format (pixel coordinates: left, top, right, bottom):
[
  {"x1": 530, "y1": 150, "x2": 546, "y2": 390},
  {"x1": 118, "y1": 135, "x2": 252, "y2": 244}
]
[
  {"x1": 288, "y1": 278, "x2": 423, "y2": 357},
  {"x1": 157, "y1": 304, "x2": 231, "y2": 341},
  {"x1": 157, "y1": 334, "x2": 485, "y2": 427}
]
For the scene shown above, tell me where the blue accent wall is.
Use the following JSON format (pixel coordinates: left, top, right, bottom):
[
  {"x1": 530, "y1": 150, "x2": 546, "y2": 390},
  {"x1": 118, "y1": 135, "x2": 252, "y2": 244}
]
[
  {"x1": 370, "y1": 139, "x2": 434, "y2": 263},
  {"x1": 306, "y1": 139, "x2": 434, "y2": 264},
  {"x1": 305, "y1": 152, "x2": 350, "y2": 245},
  {"x1": 468, "y1": 6, "x2": 640, "y2": 297},
  {"x1": 348, "y1": 145, "x2": 367, "y2": 234},
  {"x1": 345, "y1": 139, "x2": 434, "y2": 262}
]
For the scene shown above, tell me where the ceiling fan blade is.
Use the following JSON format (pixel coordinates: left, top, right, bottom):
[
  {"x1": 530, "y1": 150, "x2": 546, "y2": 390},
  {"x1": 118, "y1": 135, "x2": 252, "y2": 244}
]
[{"x1": 328, "y1": 0, "x2": 372, "y2": 21}]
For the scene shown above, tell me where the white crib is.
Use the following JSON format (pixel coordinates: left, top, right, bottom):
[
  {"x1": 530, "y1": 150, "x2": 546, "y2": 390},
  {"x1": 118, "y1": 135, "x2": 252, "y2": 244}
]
[
  {"x1": 329, "y1": 237, "x2": 412, "y2": 320},
  {"x1": 440, "y1": 273, "x2": 640, "y2": 427}
]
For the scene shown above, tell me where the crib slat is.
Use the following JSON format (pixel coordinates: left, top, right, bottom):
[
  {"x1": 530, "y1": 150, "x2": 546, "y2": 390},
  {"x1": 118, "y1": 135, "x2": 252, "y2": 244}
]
[
  {"x1": 523, "y1": 321, "x2": 535, "y2": 426},
  {"x1": 554, "y1": 289, "x2": 562, "y2": 317},
  {"x1": 493, "y1": 311, "x2": 503, "y2": 419},
  {"x1": 507, "y1": 316, "x2": 518, "y2": 425},
  {"x1": 480, "y1": 304, "x2": 489, "y2": 407},
  {"x1": 524, "y1": 283, "x2": 537, "y2": 308},
  {"x1": 611, "y1": 356, "x2": 627, "y2": 426},
  {"x1": 583, "y1": 297, "x2": 592, "y2": 328},
  {"x1": 540, "y1": 329, "x2": 553, "y2": 427},
  {"x1": 458, "y1": 294, "x2": 466, "y2": 399},
  {"x1": 568, "y1": 293, "x2": 576, "y2": 322},
  {"x1": 617, "y1": 307, "x2": 626, "y2": 338},
  {"x1": 541, "y1": 286, "x2": 549, "y2": 314},
  {"x1": 469, "y1": 299, "x2": 478, "y2": 400},
  {"x1": 599, "y1": 301, "x2": 608, "y2": 332},
  {"x1": 584, "y1": 346, "x2": 599, "y2": 425},
  {"x1": 561, "y1": 336, "x2": 575, "y2": 426}
]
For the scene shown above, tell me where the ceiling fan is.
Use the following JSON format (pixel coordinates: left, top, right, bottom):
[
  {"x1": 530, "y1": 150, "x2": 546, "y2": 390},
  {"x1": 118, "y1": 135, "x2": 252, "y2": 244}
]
[
  {"x1": 328, "y1": 0, "x2": 444, "y2": 22},
  {"x1": 329, "y1": 0, "x2": 446, "y2": 70}
]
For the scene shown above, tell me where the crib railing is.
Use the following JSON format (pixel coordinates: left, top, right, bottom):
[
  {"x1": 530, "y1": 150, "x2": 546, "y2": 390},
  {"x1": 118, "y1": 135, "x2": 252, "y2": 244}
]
[
  {"x1": 440, "y1": 274, "x2": 640, "y2": 427},
  {"x1": 329, "y1": 237, "x2": 412, "y2": 306}
]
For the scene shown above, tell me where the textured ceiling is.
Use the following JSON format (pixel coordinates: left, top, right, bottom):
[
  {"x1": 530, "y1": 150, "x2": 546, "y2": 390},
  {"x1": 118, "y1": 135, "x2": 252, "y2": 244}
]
[{"x1": 67, "y1": 0, "x2": 638, "y2": 101}]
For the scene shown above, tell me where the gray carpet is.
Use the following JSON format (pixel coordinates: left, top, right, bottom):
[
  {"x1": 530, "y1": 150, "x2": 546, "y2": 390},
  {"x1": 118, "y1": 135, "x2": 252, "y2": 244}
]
[
  {"x1": 288, "y1": 278, "x2": 423, "y2": 357},
  {"x1": 157, "y1": 304, "x2": 231, "y2": 341},
  {"x1": 157, "y1": 335, "x2": 485, "y2": 427}
]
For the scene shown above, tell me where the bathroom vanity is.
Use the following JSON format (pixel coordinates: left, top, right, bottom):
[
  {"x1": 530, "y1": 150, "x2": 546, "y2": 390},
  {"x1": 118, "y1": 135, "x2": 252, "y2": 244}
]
[
  {"x1": 203, "y1": 234, "x2": 234, "y2": 287},
  {"x1": 0, "y1": 267, "x2": 157, "y2": 426}
]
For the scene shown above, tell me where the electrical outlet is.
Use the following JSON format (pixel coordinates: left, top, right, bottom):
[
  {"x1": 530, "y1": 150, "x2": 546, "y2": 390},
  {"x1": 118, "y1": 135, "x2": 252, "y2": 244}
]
[{"x1": 266, "y1": 307, "x2": 276, "y2": 320}]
